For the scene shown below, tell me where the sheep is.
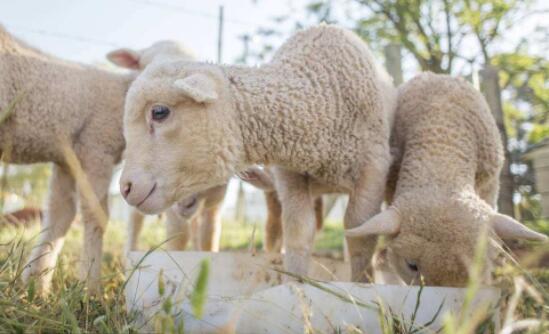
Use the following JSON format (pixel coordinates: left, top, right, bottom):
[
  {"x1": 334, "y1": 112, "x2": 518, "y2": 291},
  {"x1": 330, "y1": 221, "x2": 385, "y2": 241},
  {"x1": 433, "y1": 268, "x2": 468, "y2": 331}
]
[
  {"x1": 119, "y1": 24, "x2": 397, "y2": 281},
  {"x1": 0, "y1": 25, "x2": 192, "y2": 293},
  {"x1": 347, "y1": 72, "x2": 547, "y2": 286}
]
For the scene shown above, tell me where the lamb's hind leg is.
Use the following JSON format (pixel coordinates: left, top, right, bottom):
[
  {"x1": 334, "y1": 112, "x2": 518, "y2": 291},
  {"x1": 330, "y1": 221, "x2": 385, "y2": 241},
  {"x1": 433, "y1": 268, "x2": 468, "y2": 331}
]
[
  {"x1": 198, "y1": 185, "x2": 227, "y2": 251},
  {"x1": 164, "y1": 207, "x2": 192, "y2": 250},
  {"x1": 126, "y1": 209, "x2": 145, "y2": 253},
  {"x1": 345, "y1": 156, "x2": 390, "y2": 282},
  {"x1": 264, "y1": 191, "x2": 283, "y2": 253},
  {"x1": 199, "y1": 205, "x2": 223, "y2": 251},
  {"x1": 273, "y1": 167, "x2": 316, "y2": 277},
  {"x1": 78, "y1": 155, "x2": 114, "y2": 294},
  {"x1": 22, "y1": 165, "x2": 77, "y2": 293}
]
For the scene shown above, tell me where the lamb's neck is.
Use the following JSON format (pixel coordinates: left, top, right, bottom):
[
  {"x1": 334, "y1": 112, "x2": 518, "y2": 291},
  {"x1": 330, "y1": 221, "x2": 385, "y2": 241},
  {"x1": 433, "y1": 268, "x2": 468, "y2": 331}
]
[{"x1": 223, "y1": 64, "x2": 304, "y2": 168}]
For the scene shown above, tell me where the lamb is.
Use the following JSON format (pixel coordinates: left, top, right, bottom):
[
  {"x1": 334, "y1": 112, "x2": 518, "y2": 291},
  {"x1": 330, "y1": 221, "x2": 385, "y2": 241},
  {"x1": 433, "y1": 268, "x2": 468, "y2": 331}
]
[
  {"x1": 347, "y1": 72, "x2": 547, "y2": 286},
  {"x1": 0, "y1": 25, "x2": 192, "y2": 293},
  {"x1": 119, "y1": 24, "x2": 397, "y2": 281}
]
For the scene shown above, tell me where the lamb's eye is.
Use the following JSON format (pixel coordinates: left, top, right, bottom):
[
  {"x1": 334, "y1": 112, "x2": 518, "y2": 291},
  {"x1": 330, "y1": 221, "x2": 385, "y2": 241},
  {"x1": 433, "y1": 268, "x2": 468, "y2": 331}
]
[
  {"x1": 405, "y1": 259, "x2": 419, "y2": 272},
  {"x1": 151, "y1": 105, "x2": 171, "y2": 121}
]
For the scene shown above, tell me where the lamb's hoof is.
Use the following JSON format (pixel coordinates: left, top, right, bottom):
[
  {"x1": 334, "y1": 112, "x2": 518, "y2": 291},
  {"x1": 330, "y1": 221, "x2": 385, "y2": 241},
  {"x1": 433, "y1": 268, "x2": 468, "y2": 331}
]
[{"x1": 21, "y1": 269, "x2": 52, "y2": 296}]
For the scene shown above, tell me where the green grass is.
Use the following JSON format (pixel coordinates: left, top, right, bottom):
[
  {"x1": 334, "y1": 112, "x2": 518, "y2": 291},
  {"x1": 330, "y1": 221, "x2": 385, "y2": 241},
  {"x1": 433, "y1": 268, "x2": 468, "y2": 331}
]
[
  {"x1": 0, "y1": 218, "x2": 547, "y2": 333},
  {"x1": 219, "y1": 218, "x2": 344, "y2": 252},
  {"x1": 0, "y1": 218, "x2": 345, "y2": 333}
]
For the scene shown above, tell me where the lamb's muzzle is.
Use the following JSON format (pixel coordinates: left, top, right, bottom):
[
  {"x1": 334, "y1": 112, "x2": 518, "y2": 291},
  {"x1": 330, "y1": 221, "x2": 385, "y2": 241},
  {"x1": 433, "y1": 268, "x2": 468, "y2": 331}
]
[{"x1": 119, "y1": 168, "x2": 163, "y2": 213}]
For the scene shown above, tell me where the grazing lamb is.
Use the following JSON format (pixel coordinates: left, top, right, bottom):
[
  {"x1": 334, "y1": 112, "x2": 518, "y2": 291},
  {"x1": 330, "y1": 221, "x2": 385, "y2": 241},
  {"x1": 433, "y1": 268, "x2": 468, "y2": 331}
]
[
  {"x1": 347, "y1": 72, "x2": 547, "y2": 286},
  {"x1": 119, "y1": 24, "x2": 396, "y2": 281},
  {"x1": 0, "y1": 25, "x2": 192, "y2": 293}
]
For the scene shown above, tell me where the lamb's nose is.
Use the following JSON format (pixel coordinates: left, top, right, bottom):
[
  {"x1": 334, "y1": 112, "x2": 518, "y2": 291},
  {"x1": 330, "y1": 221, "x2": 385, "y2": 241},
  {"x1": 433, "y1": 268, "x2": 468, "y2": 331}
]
[{"x1": 121, "y1": 181, "x2": 132, "y2": 199}]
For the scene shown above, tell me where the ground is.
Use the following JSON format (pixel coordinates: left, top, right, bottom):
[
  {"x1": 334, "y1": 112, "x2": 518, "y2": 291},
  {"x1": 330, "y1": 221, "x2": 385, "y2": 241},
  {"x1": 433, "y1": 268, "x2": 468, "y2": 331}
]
[{"x1": 0, "y1": 217, "x2": 547, "y2": 333}]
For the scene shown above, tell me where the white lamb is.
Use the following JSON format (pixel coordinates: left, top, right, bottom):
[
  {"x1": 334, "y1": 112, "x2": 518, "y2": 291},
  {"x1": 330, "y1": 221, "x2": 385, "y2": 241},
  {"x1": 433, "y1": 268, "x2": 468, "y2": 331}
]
[
  {"x1": 0, "y1": 25, "x2": 192, "y2": 293},
  {"x1": 119, "y1": 24, "x2": 397, "y2": 281},
  {"x1": 347, "y1": 72, "x2": 547, "y2": 286}
]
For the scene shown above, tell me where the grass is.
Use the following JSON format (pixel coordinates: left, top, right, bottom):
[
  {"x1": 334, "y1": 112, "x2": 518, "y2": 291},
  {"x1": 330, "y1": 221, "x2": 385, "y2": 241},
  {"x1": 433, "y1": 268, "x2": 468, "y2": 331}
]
[
  {"x1": 0, "y1": 218, "x2": 346, "y2": 333},
  {"x1": 0, "y1": 216, "x2": 547, "y2": 333}
]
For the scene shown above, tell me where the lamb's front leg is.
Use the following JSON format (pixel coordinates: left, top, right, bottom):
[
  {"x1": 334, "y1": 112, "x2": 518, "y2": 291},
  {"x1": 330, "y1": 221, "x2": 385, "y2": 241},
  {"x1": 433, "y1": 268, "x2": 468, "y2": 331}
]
[
  {"x1": 78, "y1": 157, "x2": 114, "y2": 294},
  {"x1": 345, "y1": 157, "x2": 390, "y2": 282},
  {"x1": 273, "y1": 167, "x2": 316, "y2": 277},
  {"x1": 22, "y1": 165, "x2": 77, "y2": 293}
]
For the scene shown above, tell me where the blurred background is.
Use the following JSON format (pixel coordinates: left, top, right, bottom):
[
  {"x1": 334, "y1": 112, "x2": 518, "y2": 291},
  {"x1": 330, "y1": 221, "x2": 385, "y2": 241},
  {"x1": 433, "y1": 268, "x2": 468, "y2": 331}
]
[{"x1": 0, "y1": 0, "x2": 548, "y2": 231}]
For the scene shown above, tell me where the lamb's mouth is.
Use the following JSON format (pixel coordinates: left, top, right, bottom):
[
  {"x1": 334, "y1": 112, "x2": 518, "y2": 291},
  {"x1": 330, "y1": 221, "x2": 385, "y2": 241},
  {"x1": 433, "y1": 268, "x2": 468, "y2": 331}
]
[
  {"x1": 177, "y1": 195, "x2": 199, "y2": 217},
  {"x1": 184, "y1": 196, "x2": 197, "y2": 209},
  {"x1": 137, "y1": 183, "x2": 157, "y2": 208}
]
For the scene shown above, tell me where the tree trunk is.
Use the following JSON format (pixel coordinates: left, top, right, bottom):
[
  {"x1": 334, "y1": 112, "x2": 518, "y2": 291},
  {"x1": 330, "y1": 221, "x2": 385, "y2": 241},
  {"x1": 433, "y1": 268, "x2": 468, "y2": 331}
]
[
  {"x1": 383, "y1": 44, "x2": 404, "y2": 85},
  {"x1": 479, "y1": 66, "x2": 515, "y2": 217}
]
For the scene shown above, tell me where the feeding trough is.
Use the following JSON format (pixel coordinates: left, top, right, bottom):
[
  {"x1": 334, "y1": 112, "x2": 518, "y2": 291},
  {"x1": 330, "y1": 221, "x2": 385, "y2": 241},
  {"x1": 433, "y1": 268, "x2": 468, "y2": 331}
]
[{"x1": 125, "y1": 251, "x2": 501, "y2": 333}]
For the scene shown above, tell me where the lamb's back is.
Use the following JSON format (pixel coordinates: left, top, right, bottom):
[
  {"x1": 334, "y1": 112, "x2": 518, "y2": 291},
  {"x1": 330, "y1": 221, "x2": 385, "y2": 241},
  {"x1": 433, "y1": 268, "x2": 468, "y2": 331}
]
[
  {"x1": 394, "y1": 72, "x2": 503, "y2": 186},
  {"x1": 0, "y1": 29, "x2": 128, "y2": 164},
  {"x1": 273, "y1": 25, "x2": 394, "y2": 179}
]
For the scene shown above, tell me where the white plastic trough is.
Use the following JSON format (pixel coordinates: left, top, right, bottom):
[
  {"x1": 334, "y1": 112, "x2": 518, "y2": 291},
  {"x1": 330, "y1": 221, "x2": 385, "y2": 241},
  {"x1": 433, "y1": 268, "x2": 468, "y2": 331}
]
[{"x1": 125, "y1": 251, "x2": 501, "y2": 333}]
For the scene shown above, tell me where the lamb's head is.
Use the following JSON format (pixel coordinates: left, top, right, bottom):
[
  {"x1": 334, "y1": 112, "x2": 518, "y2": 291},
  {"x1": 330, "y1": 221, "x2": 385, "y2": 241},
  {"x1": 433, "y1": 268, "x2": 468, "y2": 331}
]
[
  {"x1": 107, "y1": 40, "x2": 195, "y2": 70},
  {"x1": 119, "y1": 62, "x2": 240, "y2": 214},
  {"x1": 347, "y1": 191, "x2": 547, "y2": 286}
]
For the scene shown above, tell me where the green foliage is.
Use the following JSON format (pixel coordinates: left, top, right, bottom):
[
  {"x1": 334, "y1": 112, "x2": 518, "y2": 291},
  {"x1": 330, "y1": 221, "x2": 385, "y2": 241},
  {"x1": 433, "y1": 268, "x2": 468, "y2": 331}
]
[
  {"x1": 1, "y1": 164, "x2": 51, "y2": 208},
  {"x1": 190, "y1": 259, "x2": 209, "y2": 319},
  {"x1": 494, "y1": 52, "x2": 549, "y2": 145}
]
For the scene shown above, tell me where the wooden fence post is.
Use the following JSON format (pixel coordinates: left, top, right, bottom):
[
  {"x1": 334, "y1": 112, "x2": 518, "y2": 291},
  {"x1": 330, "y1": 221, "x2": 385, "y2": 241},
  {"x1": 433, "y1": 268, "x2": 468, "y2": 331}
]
[
  {"x1": 383, "y1": 43, "x2": 403, "y2": 85},
  {"x1": 479, "y1": 66, "x2": 515, "y2": 217}
]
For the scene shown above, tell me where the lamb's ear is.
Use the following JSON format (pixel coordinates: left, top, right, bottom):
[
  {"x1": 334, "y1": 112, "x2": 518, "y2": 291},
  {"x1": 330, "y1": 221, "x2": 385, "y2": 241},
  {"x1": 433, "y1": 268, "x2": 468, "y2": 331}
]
[
  {"x1": 106, "y1": 48, "x2": 141, "y2": 69},
  {"x1": 173, "y1": 74, "x2": 218, "y2": 103},
  {"x1": 238, "y1": 167, "x2": 275, "y2": 191},
  {"x1": 345, "y1": 208, "x2": 401, "y2": 237},
  {"x1": 491, "y1": 213, "x2": 548, "y2": 241}
]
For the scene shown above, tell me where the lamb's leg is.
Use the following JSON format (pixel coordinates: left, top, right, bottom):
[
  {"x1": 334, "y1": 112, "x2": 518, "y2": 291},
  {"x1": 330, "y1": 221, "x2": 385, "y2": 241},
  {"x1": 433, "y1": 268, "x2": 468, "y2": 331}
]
[
  {"x1": 78, "y1": 158, "x2": 113, "y2": 294},
  {"x1": 191, "y1": 215, "x2": 201, "y2": 250},
  {"x1": 274, "y1": 167, "x2": 316, "y2": 276},
  {"x1": 164, "y1": 207, "x2": 191, "y2": 250},
  {"x1": 126, "y1": 209, "x2": 145, "y2": 253},
  {"x1": 314, "y1": 197, "x2": 323, "y2": 230},
  {"x1": 345, "y1": 158, "x2": 390, "y2": 282},
  {"x1": 22, "y1": 165, "x2": 76, "y2": 293},
  {"x1": 264, "y1": 191, "x2": 283, "y2": 253},
  {"x1": 199, "y1": 205, "x2": 223, "y2": 251}
]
